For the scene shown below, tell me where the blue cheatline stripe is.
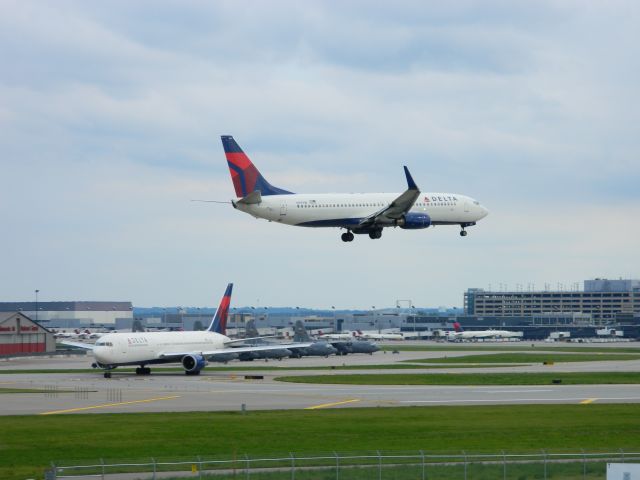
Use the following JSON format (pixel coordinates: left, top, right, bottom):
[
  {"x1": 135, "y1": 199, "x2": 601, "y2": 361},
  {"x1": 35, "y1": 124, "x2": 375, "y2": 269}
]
[
  {"x1": 297, "y1": 218, "x2": 364, "y2": 228},
  {"x1": 227, "y1": 161, "x2": 247, "y2": 197}
]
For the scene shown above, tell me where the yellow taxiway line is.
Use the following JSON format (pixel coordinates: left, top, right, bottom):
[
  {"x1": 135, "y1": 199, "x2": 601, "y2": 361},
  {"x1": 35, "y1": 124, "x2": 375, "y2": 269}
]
[
  {"x1": 305, "y1": 399, "x2": 360, "y2": 410},
  {"x1": 39, "y1": 395, "x2": 182, "y2": 415},
  {"x1": 580, "y1": 398, "x2": 598, "y2": 404}
]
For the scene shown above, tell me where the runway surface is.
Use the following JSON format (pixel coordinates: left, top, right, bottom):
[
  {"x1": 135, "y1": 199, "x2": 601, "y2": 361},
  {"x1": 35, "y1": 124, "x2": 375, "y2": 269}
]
[{"x1": 1, "y1": 343, "x2": 640, "y2": 415}]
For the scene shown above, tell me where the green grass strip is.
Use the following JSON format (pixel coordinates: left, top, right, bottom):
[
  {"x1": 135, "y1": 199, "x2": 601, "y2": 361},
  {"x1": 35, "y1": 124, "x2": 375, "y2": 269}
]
[
  {"x1": 1, "y1": 405, "x2": 640, "y2": 480},
  {"x1": 276, "y1": 371, "x2": 640, "y2": 385},
  {"x1": 0, "y1": 388, "x2": 76, "y2": 394},
  {"x1": 382, "y1": 345, "x2": 640, "y2": 353},
  {"x1": 405, "y1": 353, "x2": 640, "y2": 364}
]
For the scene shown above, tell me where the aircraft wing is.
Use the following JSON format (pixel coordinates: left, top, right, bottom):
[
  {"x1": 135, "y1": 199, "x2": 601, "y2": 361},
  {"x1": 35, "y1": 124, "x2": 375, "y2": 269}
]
[
  {"x1": 223, "y1": 336, "x2": 275, "y2": 345},
  {"x1": 60, "y1": 340, "x2": 96, "y2": 350},
  {"x1": 157, "y1": 342, "x2": 313, "y2": 359},
  {"x1": 358, "y1": 166, "x2": 420, "y2": 228}
]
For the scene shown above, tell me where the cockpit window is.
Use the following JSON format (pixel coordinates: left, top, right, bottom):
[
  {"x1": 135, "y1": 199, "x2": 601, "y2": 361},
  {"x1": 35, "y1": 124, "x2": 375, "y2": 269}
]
[
  {"x1": 473, "y1": 201, "x2": 480, "y2": 205},
  {"x1": 96, "y1": 341, "x2": 113, "y2": 347}
]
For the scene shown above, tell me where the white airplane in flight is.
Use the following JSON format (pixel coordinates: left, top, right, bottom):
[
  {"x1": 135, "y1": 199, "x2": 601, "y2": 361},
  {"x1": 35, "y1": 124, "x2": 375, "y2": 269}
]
[
  {"x1": 221, "y1": 136, "x2": 489, "y2": 242},
  {"x1": 62, "y1": 284, "x2": 311, "y2": 378}
]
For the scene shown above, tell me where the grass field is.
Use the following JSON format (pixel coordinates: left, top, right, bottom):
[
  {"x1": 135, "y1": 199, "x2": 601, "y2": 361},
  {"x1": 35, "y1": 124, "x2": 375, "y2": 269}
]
[
  {"x1": 276, "y1": 371, "x2": 640, "y2": 385},
  {"x1": 0, "y1": 387, "x2": 75, "y2": 394},
  {"x1": 1, "y1": 404, "x2": 640, "y2": 480},
  {"x1": 404, "y1": 352, "x2": 640, "y2": 364},
  {"x1": 382, "y1": 344, "x2": 640, "y2": 353}
]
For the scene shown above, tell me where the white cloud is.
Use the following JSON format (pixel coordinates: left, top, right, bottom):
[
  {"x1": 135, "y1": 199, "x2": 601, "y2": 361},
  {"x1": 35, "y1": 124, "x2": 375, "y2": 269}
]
[{"x1": 0, "y1": 1, "x2": 638, "y2": 308}]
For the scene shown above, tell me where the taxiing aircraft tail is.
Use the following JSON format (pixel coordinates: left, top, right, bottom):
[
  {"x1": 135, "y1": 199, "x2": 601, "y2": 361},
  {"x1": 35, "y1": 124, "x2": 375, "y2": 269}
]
[
  {"x1": 453, "y1": 322, "x2": 464, "y2": 333},
  {"x1": 208, "y1": 283, "x2": 233, "y2": 334},
  {"x1": 221, "y1": 135, "x2": 293, "y2": 198},
  {"x1": 293, "y1": 320, "x2": 312, "y2": 342},
  {"x1": 245, "y1": 319, "x2": 259, "y2": 338}
]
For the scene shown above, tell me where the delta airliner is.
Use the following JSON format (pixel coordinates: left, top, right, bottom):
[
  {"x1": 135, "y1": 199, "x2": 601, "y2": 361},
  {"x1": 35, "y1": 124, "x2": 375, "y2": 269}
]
[
  {"x1": 62, "y1": 284, "x2": 311, "y2": 378},
  {"x1": 222, "y1": 136, "x2": 489, "y2": 242}
]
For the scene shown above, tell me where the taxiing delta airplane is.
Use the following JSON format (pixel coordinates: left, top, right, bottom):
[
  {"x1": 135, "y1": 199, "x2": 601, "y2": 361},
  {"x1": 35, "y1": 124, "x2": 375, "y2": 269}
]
[
  {"x1": 221, "y1": 136, "x2": 489, "y2": 242},
  {"x1": 62, "y1": 284, "x2": 311, "y2": 378}
]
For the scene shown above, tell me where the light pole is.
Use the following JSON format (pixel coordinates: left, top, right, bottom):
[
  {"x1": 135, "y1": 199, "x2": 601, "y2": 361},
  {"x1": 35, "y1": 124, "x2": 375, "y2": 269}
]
[
  {"x1": 371, "y1": 306, "x2": 377, "y2": 332},
  {"x1": 35, "y1": 289, "x2": 39, "y2": 323},
  {"x1": 331, "y1": 306, "x2": 336, "y2": 332}
]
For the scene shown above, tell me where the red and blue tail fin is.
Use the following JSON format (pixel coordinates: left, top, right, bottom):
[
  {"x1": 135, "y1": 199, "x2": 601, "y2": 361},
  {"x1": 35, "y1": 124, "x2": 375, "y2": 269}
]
[
  {"x1": 453, "y1": 322, "x2": 464, "y2": 333},
  {"x1": 221, "y1": 135, "x2": 293, "y2": 197},
  {"x1": 208, "y1": 283, "x2": 233, "y2": 334}
]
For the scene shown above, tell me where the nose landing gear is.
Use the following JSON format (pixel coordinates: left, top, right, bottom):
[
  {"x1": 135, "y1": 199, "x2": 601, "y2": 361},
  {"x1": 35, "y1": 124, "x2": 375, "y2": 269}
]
[{"x1": 460, "y1": 222, "x2": 475, "y2": 237}]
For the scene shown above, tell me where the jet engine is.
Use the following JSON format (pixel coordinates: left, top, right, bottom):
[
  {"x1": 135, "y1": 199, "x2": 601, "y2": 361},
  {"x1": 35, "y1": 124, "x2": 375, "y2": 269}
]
[
  {"x1": 397, "y1": 212, "x2": 431, "y2": 229},
  {"x1": 182, "y1": 354, "x2": 206, "y2": 375}
]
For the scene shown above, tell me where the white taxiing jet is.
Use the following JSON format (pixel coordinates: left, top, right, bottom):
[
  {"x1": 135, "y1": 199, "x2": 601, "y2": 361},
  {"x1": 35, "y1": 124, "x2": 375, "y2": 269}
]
[{"x1": 62, "y1": 284, "x2": 311, "y2": 378}]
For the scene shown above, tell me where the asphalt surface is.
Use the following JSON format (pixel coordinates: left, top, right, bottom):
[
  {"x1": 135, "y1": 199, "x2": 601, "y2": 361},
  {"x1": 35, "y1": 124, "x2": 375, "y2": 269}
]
[{"x1": 1, "y1": 342, "x2": 640, "y2": 415}]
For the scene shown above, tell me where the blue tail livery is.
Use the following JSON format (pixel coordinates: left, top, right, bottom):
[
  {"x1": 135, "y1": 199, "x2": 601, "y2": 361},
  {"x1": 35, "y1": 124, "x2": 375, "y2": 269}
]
[
  {"x1": 221, "y1": 136, "x2": 292, "y2": 197},
  {"x1": 208, "y1": 283, "x2": 233, "y2": 334}
]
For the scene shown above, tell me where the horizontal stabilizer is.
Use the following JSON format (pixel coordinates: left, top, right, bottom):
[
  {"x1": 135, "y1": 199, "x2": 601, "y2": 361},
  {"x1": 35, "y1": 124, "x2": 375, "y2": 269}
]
[{"x1": 237, "y1": 190, "x2": 262, "y2": 205}]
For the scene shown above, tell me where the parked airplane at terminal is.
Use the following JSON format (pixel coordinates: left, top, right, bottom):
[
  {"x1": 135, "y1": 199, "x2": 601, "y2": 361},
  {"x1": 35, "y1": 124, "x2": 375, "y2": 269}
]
[
  {"x1": 355, "y1": 330, "x2": 405, "y2": 341},
  {"x1": 310, "y1": 328, "x2": 380, "y2": 355},
  {"x1": 61, "y1": 284, "x2": 311, "y2": 377},
  {"x1": 290, "y1": 321, "x2": 338, "y2": 358},
  {"x1": 316, "y1": 330, "x2": 357, "y2": 341},
  {"x1": 447, "y1": 322, "x2": 522, "y2": 341},
  {"x1": 240, "y1": 320, "x2": 292, "y2": 361},
  {"x1": 221, "y1": 136, "x2": 489, "y2": 242}
]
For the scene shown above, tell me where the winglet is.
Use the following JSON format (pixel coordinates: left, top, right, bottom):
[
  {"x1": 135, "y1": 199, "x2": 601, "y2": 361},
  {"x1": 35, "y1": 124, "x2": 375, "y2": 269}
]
[
  {"x1": 208, "y1": 283, "x2": 233, "y2": 334},
  {"x1": 404, "y1": 166, "x2": 418, "y2": 190}
]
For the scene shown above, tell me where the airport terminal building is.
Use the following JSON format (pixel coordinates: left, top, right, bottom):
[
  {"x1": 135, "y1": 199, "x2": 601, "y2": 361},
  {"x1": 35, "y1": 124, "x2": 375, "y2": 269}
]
[{"x1": 464, "y1": 279, "x2": 639, "y2": 323}]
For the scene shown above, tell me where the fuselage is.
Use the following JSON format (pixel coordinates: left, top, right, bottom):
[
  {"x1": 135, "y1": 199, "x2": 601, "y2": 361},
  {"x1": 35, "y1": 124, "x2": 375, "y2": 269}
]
[
  {"x1": 450, "y1": 329, "x2": 522, "y2": 340},
  {"x1": 93, "y1": 331, "x2": 229, "y2": 367},
  {"x1": 234, "y1": 192, "x2": 488, "y2": 228}
]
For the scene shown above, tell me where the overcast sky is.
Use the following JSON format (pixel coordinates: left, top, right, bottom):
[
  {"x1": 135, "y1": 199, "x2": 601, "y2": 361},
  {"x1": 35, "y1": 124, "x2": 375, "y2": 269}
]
[{"x1": 1, "y1": 1, "x2": 638, "y2": 309}]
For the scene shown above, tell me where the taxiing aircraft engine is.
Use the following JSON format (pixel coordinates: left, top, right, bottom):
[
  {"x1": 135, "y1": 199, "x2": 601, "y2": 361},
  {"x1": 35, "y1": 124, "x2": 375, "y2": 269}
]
[
  {"x1": 182, "y1": 354, "x2": 206, "y2": 374},
  {"x1": 397, "y1": 212, "x2": 431, "y2": 229}
]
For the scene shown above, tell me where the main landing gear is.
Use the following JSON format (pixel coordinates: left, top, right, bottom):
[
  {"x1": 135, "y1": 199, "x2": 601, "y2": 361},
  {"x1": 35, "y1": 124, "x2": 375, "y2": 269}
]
[
  {"x1": 341, "y1": 231, "x2": 354, "y2": 242},
  {"x1": 104, "y1": 371, "x2": 112, "y2": 378},
  {"x1": 136, "y1": 366, "x2": 151, "y2": 375},
  {"x1": 341, "y1": 229, "x2": 383, "y2": 241},
  {"x1": 368, "y1": 229, "x2": 382, "y2": 240},
  {"x1": 460, "y1": 228, "x2": 468, "y2": 237}
]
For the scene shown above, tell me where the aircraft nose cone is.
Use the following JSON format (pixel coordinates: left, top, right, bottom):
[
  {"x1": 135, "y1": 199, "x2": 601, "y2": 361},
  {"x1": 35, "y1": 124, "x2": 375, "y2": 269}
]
[{"x1": 479, "y1": 205, "x2": 489, "y2": 219}]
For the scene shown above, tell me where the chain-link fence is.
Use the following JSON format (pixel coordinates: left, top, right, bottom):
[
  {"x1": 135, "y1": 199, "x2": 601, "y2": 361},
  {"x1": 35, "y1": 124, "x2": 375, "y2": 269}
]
[{"x1": 48, "y1": 449, "x2": 640, "y2": 480}]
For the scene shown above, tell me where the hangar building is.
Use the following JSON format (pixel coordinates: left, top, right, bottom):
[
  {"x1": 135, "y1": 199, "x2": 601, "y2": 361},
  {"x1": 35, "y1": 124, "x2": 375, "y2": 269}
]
[{"x1": 0, "y1": 312, "x2": 56, "y2": 355}]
